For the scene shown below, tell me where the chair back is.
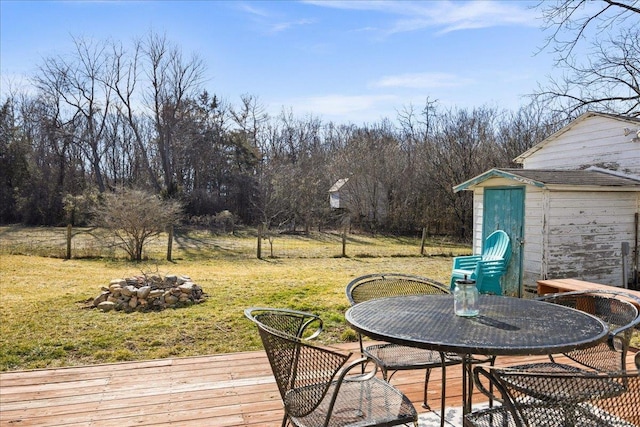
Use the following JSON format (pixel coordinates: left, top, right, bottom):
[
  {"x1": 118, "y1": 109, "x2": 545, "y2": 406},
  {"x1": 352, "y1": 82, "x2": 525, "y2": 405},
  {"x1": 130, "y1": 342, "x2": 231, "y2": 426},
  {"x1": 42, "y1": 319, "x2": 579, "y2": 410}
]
[
  {"x1": 476, "y1": 368, "x2": 640, "y2": 427},
  {"x1": 481, "y1": 230, "x2": 511, "y2": 262},
  {"x1": 346, "y1": 273, "x2": 449, "y2": 305},
  {"x1": 450, "y1": 231, "x2": 511, "y2": 294},
  {"x1": 244, "y1": 308, "x2": 349, "y2": 418},
  {"x1": 539, "y1": 290, "x2": 640, "y2": 372}
]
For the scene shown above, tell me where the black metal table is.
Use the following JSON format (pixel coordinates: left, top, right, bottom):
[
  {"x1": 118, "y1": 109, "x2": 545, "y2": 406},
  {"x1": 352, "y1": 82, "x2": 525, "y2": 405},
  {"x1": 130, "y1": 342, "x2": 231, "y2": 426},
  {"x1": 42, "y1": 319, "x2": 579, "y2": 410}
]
[{"x1": 345, "y1": 294, "x2": 609, "y2": 415}]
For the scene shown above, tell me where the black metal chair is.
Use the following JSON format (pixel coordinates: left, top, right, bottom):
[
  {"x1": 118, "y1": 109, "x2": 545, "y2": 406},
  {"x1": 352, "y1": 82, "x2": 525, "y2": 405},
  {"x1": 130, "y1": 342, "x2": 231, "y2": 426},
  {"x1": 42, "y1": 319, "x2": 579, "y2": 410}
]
[
  {"x1": 505, "y1": 290, "x2": 640, "y2": 375},
  {"x1": 346, "y1": 273, "x2": 494, "y2": 426},
  {"x1": 244, "y1": 307, "x2": 418, "y2": 427},
  {"x1": 475, "y1": 289, "x2": 640, "y2": 422},
  {"x1": 465, "y1": 366, "x2": 640, "y2": 427}
]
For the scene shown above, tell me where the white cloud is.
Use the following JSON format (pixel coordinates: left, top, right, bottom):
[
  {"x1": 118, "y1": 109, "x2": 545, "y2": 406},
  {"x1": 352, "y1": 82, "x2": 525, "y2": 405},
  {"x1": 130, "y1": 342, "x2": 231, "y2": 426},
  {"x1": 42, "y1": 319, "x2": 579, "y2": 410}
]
[
  {"x1": 429, "y1": 1, "x2": 538, "y2": 34},
  {"x1": 373, "y1": 72, "x2": 473, "y2": 89},
  {"x1": 269, "y1": 18, "x2": 314, "y2": 34},
  {"x1": 270, "y1": 93, "x2": 399, "y2": 123},
  {"x1": 291, "y1": 93, "x2": 398, "y2": 114},
  {"x1": 238, "y1": 3, "x2": 272, "y2": 18},
  {"x1": 239, "y1": 2, "x2": 314, "y2": 34},
  {"x1": 303, "y1": 0, "x2": 538, "y2": 35}
]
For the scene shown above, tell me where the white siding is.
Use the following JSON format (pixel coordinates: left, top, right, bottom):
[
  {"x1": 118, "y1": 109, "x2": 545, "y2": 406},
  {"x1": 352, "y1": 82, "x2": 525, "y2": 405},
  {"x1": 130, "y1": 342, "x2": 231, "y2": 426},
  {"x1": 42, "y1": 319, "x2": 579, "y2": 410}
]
[
  {"x1": 544, "y1": 191, "x2": 638, "y2": 286},
  {"x1": 523, "y1": 115, "x2": 640, "y2": 176},
  {"x1": 329, "y1": 192, "x2": 340, "y2": 209},
  {"x1": 471, "y1": 183, "x2": 639, "y2": 289},
  {"x1": 522, "y1": 188, "x2": 544, "y2": 289}
]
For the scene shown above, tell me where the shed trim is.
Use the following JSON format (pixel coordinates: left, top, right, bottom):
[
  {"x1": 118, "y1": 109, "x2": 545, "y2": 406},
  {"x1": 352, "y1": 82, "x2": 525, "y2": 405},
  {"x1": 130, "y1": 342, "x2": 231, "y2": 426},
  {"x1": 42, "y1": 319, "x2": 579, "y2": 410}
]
[
  {"x1": 453, "y1": 169, "x2": 544, "y2": 193},
  {"x1": 453, "y1": 168, "x2": 640, "y2": 193},
  {"x1": 513, "y1": 112, "x2": 640, "y2": 164}
]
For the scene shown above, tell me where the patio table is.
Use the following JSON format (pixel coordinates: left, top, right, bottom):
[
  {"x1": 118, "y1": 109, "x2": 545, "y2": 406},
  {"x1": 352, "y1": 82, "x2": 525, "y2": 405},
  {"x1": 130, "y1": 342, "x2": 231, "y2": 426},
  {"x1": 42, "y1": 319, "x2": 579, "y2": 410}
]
[{"x1": 345, "y1": 294, "x2": 609, "y2": 415}]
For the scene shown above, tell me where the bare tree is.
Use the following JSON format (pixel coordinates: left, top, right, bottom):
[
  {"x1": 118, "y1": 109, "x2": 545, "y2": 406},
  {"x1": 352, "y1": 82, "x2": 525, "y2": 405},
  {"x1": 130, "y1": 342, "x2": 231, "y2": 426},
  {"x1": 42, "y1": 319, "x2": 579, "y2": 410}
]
[
  {"x1": 92, "y1": 189, "x2": 183, "y2": 261},
  {"x1": 0, "y1": 97, "x2": 31, "y2": 223},
  {"x1": 34, "y1": 37, "x2": 113, "y2": 192},
  {"x1": 109, "y1": 39, "x2": 162, "y2": 192},
  {"x1": 107, "y1": 32, "x2": 208, "y2": 197},
  {"x1": 144, "y1": 33, "x2": 206, "y2": 196},
  {"x1": 17, "y1": 81, "x2": 81, "y2": 225},
  {"x1": 496, "y1": 102, "x2": 558, "y2": 166},
  {"x1": 534, "y1": 0, "x2": 640, "y2": 118},
  {"x1": 253, "y1": 110, "x2": 331, "y2": 233},
  {"x1": 424, "y1": 106, "x2": 502, "y2": 239}
]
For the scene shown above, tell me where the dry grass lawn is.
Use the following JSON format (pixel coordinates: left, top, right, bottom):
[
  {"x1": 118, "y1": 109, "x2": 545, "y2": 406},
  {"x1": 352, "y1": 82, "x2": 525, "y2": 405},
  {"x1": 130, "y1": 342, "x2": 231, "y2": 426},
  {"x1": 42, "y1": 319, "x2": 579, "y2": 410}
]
[{"x1": 0, "y1": 226, "x2": 465, "y2": 371}]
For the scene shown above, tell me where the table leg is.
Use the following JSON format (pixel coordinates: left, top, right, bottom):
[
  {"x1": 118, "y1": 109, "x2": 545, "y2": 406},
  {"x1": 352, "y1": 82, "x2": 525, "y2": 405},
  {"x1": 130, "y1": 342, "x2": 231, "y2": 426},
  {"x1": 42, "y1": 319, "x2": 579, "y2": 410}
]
[{"x1": 462, "y1": 353, "x2": 473, "y2": 415}]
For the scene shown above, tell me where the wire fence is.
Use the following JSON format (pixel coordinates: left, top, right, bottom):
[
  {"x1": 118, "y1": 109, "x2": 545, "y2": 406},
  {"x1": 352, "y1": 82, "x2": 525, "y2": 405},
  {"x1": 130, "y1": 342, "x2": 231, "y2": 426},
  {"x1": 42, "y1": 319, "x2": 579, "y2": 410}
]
[{"x1": 0, "y1": 226, "x2": 470, "y2": 260}]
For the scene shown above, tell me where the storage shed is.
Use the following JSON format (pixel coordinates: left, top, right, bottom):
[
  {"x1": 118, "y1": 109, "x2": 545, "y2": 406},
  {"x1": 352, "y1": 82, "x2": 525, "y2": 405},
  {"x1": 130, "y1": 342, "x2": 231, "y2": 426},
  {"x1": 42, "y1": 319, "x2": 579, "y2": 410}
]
[{"x1": 454, "y1": 112, "x2": 640, "y2": 296}]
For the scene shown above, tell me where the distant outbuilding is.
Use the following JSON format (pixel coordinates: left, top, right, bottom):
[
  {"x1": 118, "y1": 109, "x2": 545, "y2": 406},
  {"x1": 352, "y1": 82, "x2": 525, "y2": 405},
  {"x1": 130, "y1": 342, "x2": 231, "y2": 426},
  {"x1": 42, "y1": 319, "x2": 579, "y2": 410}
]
[{"x1": 329, "y1": 176, "x2": 388, "y2": 227}]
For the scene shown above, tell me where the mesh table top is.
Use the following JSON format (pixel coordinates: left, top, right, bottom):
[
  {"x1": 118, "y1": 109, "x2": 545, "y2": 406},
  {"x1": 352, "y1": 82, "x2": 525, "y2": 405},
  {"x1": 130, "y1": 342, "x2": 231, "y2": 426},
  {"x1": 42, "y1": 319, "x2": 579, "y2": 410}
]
[{"x1": 345, "y1": 295, "x2": 609, "y2": 356}]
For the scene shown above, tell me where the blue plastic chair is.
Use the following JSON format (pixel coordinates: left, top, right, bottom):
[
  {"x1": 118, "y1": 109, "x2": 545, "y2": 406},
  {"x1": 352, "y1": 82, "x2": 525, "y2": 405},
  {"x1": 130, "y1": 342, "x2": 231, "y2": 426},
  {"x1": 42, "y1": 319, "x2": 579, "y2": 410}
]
[{"x1": 449, "y1": 230, "x2": 512, "y2": 295}]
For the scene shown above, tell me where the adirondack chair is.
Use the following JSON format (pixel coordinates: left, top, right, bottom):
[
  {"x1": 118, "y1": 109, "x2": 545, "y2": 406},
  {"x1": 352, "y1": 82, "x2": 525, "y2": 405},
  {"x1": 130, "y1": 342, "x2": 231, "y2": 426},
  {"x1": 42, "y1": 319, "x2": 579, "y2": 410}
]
[{"x1": 449, "y1": 230, "x2": 511, "y2": 295}]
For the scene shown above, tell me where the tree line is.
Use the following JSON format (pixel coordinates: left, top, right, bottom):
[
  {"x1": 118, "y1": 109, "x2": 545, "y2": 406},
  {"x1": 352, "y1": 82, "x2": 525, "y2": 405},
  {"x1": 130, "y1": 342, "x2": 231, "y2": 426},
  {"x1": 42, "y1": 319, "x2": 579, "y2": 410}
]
[
  {"x1": 0, "y1": 35, "x2": 553, "y2": 240},
  {"x1": 1, "y1": 1, "x2": 638, "y2": 240}
]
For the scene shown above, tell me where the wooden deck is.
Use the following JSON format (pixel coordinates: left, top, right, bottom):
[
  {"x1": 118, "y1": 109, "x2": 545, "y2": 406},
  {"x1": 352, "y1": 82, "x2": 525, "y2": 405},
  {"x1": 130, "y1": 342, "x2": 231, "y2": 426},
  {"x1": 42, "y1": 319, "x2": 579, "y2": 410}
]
[{"x1": 2, "y1": 342, "x2": 636, "y2": 427}]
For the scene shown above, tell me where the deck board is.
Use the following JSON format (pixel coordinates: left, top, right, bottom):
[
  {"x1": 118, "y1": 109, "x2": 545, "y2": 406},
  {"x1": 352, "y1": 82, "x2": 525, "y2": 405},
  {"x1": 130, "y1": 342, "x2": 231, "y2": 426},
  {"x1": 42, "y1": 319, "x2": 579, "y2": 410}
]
[{"x1": 1, "y1": 342, "x2": 636, "y2": 426}]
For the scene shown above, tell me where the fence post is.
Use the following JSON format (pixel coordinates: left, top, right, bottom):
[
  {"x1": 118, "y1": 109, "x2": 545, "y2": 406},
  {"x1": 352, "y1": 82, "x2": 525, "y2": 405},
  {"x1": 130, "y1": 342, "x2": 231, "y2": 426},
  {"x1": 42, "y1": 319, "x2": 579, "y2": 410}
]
[
  {"x1": 257, "y1": 224, "x2": 263, "y2": 259},
  {"x1": 166, "y1": 225, "x2": 174, "y2": 262},
  {"x1": 66, "y1": 224, "x2": 72, "y2": 260},
  {"x1": 342, "y1": 230, "x2": 347, "y2": 257}
]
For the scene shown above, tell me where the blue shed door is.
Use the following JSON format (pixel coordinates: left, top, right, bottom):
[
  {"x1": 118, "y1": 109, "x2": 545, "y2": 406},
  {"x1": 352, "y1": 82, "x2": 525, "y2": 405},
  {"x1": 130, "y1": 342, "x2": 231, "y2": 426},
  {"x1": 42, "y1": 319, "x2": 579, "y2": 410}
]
[{"x1": 483, "y1": 187, "x2": 524, "y2": 297}]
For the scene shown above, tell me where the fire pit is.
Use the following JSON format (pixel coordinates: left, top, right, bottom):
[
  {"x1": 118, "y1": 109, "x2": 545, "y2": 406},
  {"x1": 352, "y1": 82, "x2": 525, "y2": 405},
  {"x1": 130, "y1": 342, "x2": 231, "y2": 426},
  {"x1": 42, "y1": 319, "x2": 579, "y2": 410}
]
[{"x1": 92, "y1": 274, "x2": 207, "y2": 312}]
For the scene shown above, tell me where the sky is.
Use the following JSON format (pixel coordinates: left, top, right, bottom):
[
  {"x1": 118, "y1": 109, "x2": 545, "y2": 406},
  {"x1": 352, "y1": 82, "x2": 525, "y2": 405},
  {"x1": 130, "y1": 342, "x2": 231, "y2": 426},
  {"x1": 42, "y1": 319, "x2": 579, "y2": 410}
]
[{"x1": 1, "y1": 0, "x2": 565, "y2": 125}]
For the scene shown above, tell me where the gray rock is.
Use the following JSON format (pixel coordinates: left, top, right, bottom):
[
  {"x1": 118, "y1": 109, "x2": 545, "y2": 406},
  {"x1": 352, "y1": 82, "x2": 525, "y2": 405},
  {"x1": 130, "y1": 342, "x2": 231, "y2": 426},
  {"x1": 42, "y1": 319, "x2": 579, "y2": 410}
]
[
  {"x1": 110, "y1": 279, "x2": 126, "y2": 287},
  {"x1": 149, "y1": 289, "x2": 164, "y2": 299},
  {"x1": 178, "y1": 282, "x2": 194, "y2": 293},
  {"x1": 121, "y1": 285, "x2": 136, "y2": 297},
  {"x1": 93, "y1": 291, "x2": 109, "y2": 307},
  {"x1": 97, "y1": 301, "x2": 116, "y2": 312},
  {"x1": 165, "y1": 294, "x2": 179, "y2": 305},
  {"x1": 137, "y1": 286, "x2": 151, "y2": 299}
]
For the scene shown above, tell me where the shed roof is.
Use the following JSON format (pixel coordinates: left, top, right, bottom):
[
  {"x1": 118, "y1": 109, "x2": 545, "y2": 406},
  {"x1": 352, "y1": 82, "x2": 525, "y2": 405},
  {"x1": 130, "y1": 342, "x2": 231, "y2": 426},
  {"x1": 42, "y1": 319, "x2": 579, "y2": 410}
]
[
  {"x1": 453, "y1": 168, "x2": 640, "y2": 192},
  {"x1": 329, "y1": 178, "x2": 349, "y2": 192}
]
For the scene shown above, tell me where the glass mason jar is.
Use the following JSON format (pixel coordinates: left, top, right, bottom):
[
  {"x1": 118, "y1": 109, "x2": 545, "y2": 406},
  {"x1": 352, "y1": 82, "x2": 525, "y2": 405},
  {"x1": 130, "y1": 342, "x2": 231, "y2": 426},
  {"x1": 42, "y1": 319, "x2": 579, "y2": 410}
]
[{"x1": 454, "y1": 277, "x2": 479, "y2": 317}]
